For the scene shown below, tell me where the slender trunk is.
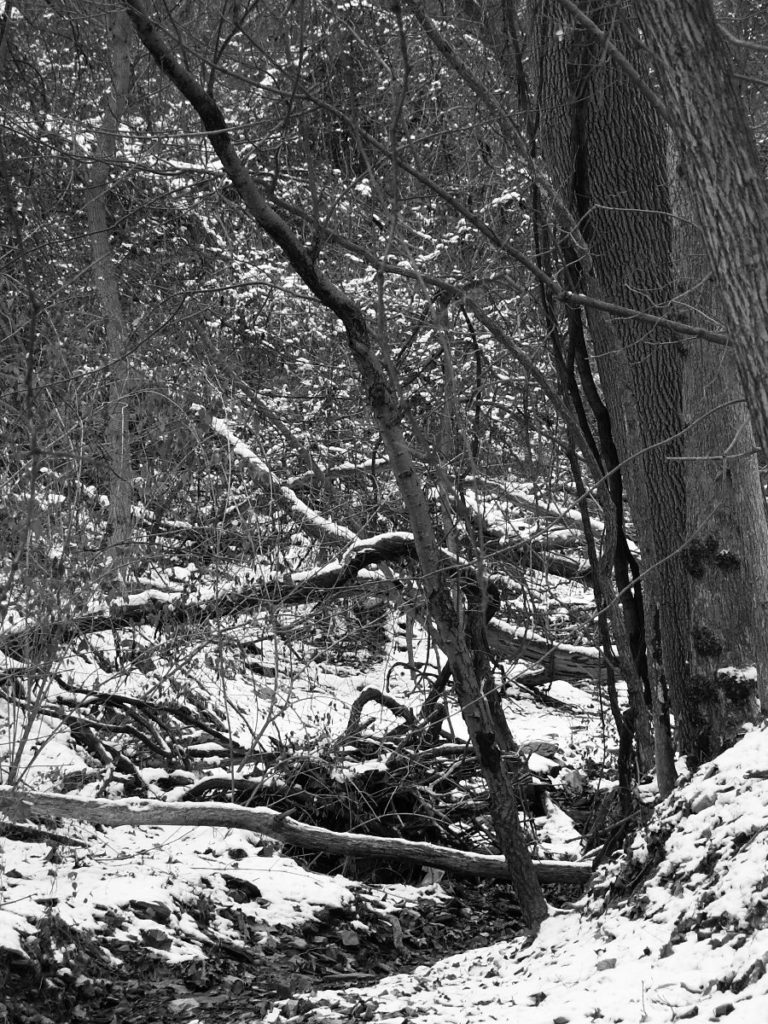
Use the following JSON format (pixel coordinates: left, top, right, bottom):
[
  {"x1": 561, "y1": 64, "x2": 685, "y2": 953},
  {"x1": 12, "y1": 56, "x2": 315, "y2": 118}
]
[{"x1": 84, "y1": 10, "x2": 133, "y2": 572}]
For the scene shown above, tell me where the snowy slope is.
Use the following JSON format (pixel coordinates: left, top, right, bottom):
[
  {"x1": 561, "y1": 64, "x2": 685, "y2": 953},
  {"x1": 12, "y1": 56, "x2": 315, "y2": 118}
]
[{"x1": 265, "y1": 725, "x2": 768, "y2": 1023}]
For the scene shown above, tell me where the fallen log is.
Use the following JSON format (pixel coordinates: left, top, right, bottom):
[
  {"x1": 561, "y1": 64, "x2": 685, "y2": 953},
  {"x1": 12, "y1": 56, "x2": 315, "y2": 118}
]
[
  {"x1": 488, "y1": 620, "x2": 604, "y2": 682},
  {"x1": 0, "y1": 535, "x2": 603, "y2": 685},
  {"x1": 0, "y1": 786, "x2": 591, "y2": 886},
  {"x1": 203, "y1": 413, "x2": 357, "y2": 546},
  {"x1": 0, "y1": 561, "x2": 390, "y2": 660},
  {"x1": 0, "y1": 588, "x2": 603, "y2": 686}
]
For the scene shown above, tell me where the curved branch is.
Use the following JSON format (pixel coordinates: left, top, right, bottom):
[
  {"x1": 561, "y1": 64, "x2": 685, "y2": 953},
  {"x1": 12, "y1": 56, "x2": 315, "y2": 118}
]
[{"x1": 345, "y1": 686, "x2": 416, "y2": 735}]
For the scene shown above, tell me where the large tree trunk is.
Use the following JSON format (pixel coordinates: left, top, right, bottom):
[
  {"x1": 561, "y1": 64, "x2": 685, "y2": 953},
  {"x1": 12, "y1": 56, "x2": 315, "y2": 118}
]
[
  {"x1": 124, "y1": 0, "x2": 547, "y2": 929},
  {"x1": 535, "y1": 0, "x2": 768, "y2": 770},
  {"x1": 533, "y1": 1, "x2": 690, "y2": 788},
  {"x1": 670, "y1": 146, "x2": 767, "y2": 759},
  {"x1": 632, "y1": 5, "x2": 768, "y2": 661}
]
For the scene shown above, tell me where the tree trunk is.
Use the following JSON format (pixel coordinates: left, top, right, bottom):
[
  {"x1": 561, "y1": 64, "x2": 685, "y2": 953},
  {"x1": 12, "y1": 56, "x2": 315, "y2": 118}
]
[
  {"x1": 534, "y1": 0, "x2": 690, "y2": 787},
  {"x1": 125, "y1": 0, "x2": 548, "y2": 929},
  {"x1": 83, "y1": 9, "x2": 134, "y2": 573},
  {"x1": 0, "y1": 786, "x2": 590, "y2": 886},
  {"x1": 669, "y1": 144, "x2": 767, "y2": 758},
  {"x1": 632, "y1": 6, "x2": 768, "y2": 682}
]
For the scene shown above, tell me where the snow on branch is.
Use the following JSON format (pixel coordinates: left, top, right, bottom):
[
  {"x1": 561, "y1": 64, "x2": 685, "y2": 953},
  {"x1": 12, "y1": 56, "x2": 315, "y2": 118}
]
[{"x1": 199, "y1": 410, "x2": 358, "y2": 546}]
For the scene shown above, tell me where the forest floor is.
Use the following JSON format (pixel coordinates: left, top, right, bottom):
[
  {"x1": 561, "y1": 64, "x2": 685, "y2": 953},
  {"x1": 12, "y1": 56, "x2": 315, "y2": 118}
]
[
  {"x1": 1, "y1": 871, "x2": 535, "y2": 1023},
  {"x1": 3, "y1": 667, "x2": 768, "y2": 1023},
  {"x1": 0, "y1": 663, "x2": 588, "y2": 1024},
  {"x1": 2, "y1": 526, "x2": 768, "y2": 1022}
]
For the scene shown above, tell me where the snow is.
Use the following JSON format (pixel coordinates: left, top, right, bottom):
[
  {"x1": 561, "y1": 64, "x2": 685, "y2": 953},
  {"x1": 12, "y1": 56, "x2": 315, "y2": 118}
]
[
  {"x1": 4, "y1": 604, "x2": 768, "y2": 1021},
  {"x1": 0, "y1": 910, "x2": 34, "y2": 959},
  {"x1": 0, "y1": 701, "x2": 91, "y2": 784},
  {"x1": 534, "y1": 796, "x2": 583, "y2": 859},
  {"x1": 252, "y1": 724, "x2": 768, "y2": 1022},
  {"x1": 1, "y1": 821, "x2": 356, "y2": 964},
  {"x1": 718, "y1": 665, "x2": 758, "y2": 683}
]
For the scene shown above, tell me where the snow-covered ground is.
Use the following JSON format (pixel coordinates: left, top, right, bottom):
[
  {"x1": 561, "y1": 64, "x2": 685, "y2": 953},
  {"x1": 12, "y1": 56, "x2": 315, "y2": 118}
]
[
  {"x1": 3, "y1": 607, "x2": 768, "y2": 1023},
  {"x1": 265, "y1": 725, "x2": 768, "y2": 1023},
  {"x1": 0, "y1": 627, "x2": 592, "y2": 970}
]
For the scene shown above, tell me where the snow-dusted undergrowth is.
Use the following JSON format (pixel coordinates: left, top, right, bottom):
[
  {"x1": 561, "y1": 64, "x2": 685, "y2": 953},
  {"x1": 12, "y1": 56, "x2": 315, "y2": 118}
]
[{"x1": 3, "y1": 607, "x2": 767, "y2": 1023}]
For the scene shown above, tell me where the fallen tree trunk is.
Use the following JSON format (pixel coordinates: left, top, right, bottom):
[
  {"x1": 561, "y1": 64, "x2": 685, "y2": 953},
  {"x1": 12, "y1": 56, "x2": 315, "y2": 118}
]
[
  {"x1": 488, "y1": 620, "x2": 604, "y2": 682},
  {"x1": 0, "y1": 538, "x2": 603, "y2": 682},
  {"x1": 0, "y1": 550, "x2": 394, "y2": 661},
  {"x1": 0, "y1": 786, "x2": 591, "y2": 886},
  {"x1": 209, "y1": 418, "x2": 591, "y2": 580}
]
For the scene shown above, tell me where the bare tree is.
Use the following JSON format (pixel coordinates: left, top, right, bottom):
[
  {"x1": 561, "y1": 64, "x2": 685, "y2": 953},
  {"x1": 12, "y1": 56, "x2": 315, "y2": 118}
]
[{"x1": 124, "y1": 0, "x2": 548, "y2": 929}]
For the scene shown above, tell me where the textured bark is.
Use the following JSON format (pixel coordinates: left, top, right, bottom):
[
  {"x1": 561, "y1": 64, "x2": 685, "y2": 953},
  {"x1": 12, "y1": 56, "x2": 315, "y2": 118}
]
[
  {"x1": 669, "y1": 149, "x2": 768, "y2": 758},
  {"x1": 0, "y1": 786, "x2": 590, "y2": 885},
  {"x1": 633, "y1": 2, "x2": 768, "y2": 610},
  {"x1": 125, "y1": 0, "x2": 547, "y2": 927},
  {"x1": 83, "y1": 10, "x2": 134, "y2": 567},
  {"x1": 534, "y1": 1, "x2": 690, "y2": 784}
]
